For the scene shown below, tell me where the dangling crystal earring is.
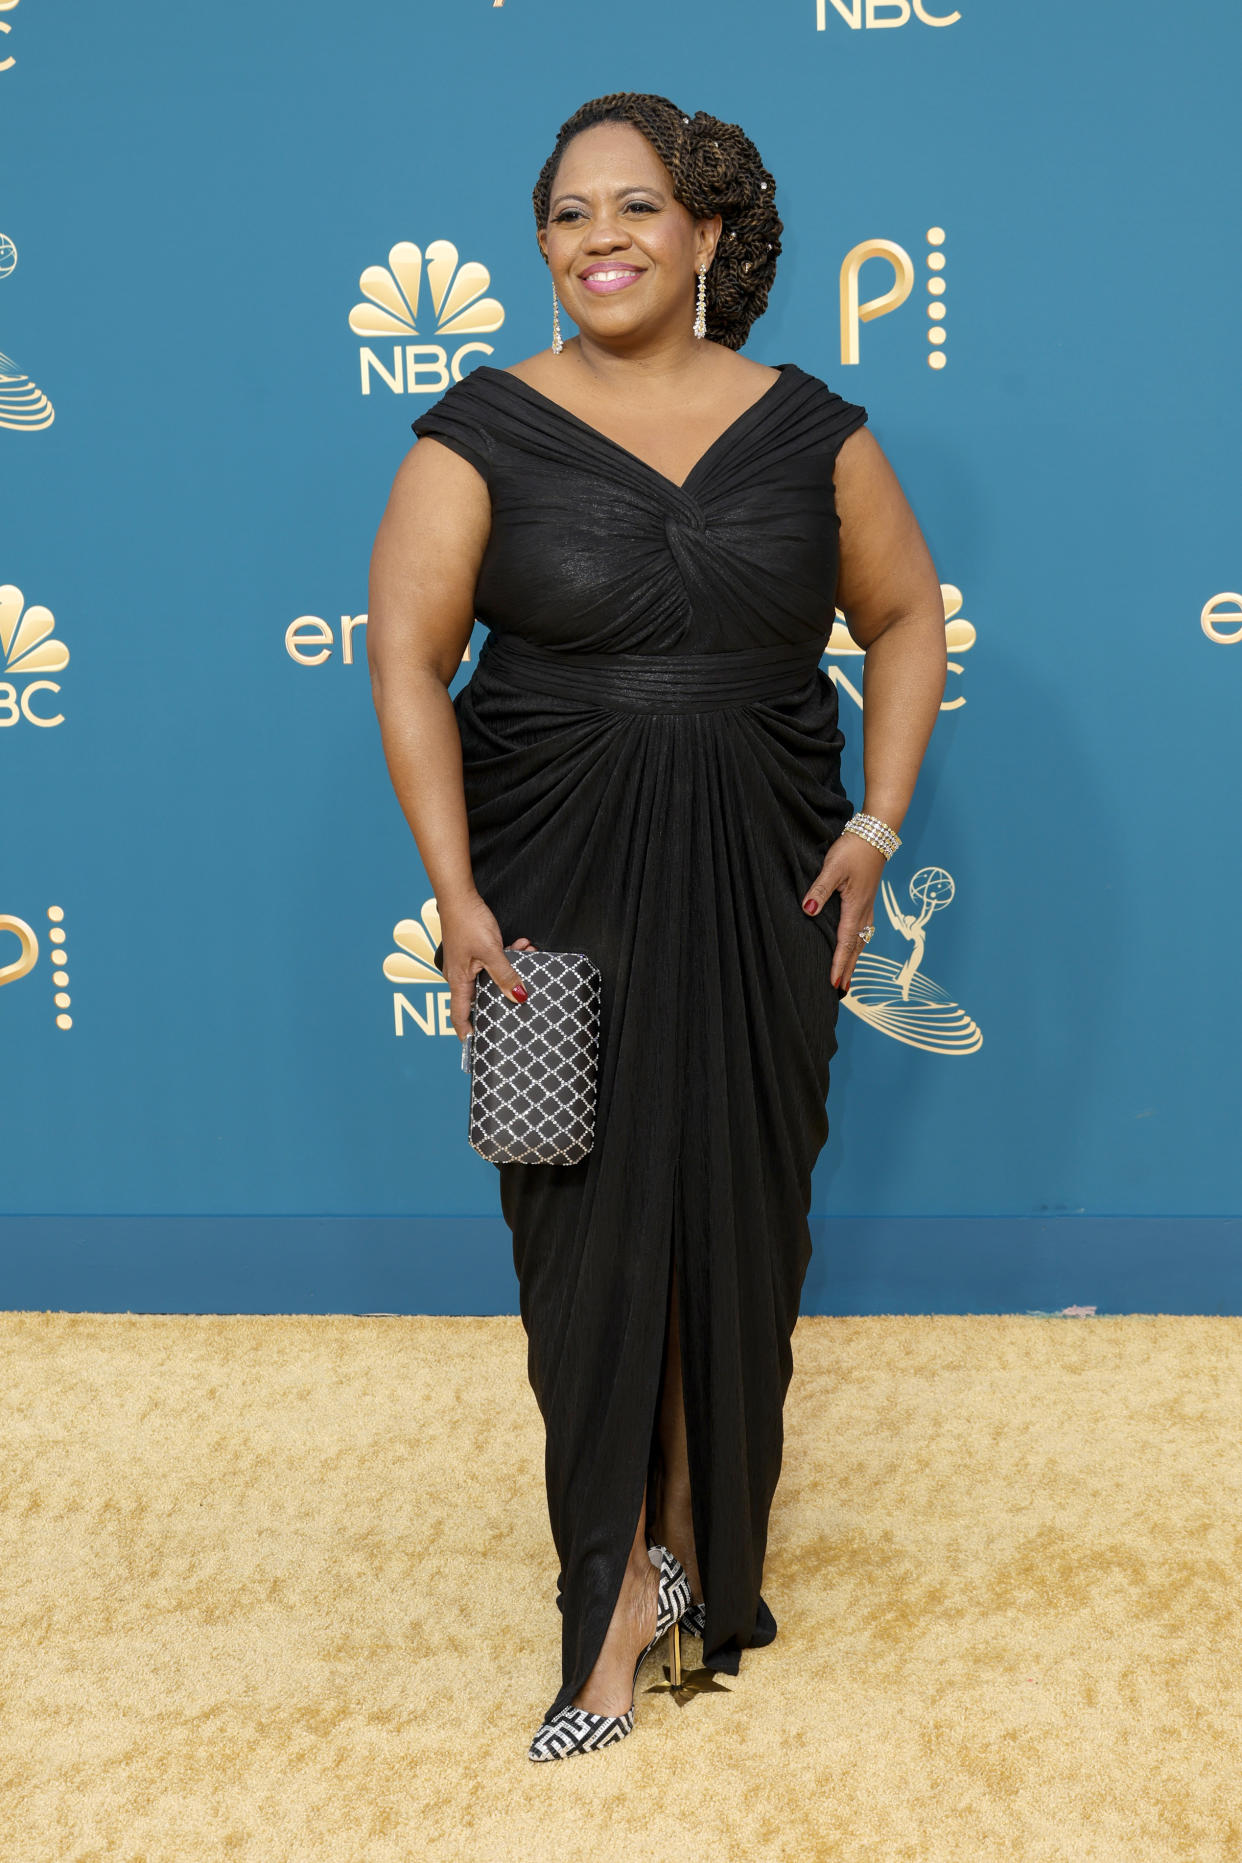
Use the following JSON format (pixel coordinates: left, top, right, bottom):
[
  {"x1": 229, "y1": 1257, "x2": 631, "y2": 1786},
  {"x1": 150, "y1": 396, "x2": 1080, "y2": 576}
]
[
  {"x1": 693, "y1": 262, "x2": 708, "y2": 340},
  {"x1": 551, "y1": 281, "x2": 564, "y2": 355}
]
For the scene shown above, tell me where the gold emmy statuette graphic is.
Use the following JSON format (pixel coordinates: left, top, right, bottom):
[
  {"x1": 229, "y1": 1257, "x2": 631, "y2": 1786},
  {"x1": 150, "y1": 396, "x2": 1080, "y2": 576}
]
[
  {"x1": 384, "y1": 902, "x2": 452, "y2": 1038},
  {"x1": 350, "y1": 241, "x2": 505, "y2": 395},
  {"x1": 0, "y1": 232, "x2": 55, "y2": 427},
  {"x1": 0, "y1": 915, "x2": 38, "y2": 987},
  {"x1": 0, "y1": 584, "x2": 69, "y2": 726},
  {"x1": 843, "y1": 866, "x2": 982, "y2": 1054},
  {"x1": 825, "y1": 583, "x2": 974, "y2": 711},
  {"x1": 1201, "y1": 594, "x2": 1242, "y2": 645}
]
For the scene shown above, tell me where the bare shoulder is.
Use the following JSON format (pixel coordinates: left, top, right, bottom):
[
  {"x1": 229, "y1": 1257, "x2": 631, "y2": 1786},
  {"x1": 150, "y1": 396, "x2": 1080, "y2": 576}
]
[
  {"x1": 834, "y1": 428, "x2": 916, "y2": 552},
  {"x1": 390, "y1": 431, "x2": 491, "y2": 543},
  {"x1": 833, "y1": 426, "x2": 941, "y2": 634},
  {"x1": 717, "y1": 348, "x2": 781, "y2": 380},
  {"x1": 834, "y1": 425, "x2": 905, "y2": 512},
  {"x1": 702, "y1": 348, "x2": 781, "y2": 399},
  {"x1": 498, "y1": 348, "x2": 558, "y2": 390}
]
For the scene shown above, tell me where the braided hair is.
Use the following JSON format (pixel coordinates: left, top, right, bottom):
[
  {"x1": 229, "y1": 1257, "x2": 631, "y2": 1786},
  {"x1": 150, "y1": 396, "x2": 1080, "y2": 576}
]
[{"x1": 531, "y1": 92, "x2": 782, "y2": 353}]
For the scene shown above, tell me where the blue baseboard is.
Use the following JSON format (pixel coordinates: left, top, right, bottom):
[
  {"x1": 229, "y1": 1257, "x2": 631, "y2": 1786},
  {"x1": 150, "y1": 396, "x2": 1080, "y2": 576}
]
[{"x1": 0, "y1": 1215, "x2": 1238, "y2": 1315}]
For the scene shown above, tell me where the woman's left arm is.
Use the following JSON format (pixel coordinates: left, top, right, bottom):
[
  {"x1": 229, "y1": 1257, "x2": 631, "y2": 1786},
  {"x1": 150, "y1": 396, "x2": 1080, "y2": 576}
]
[{"x1": 801, "y1": 426, "x2": 948, "y2": 992}]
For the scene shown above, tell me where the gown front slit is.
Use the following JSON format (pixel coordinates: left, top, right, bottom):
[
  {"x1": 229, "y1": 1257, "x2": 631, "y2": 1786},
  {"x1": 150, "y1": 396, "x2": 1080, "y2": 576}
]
[{"x1": 411, "y1": 361, "x2": 868, "y2": 1724}]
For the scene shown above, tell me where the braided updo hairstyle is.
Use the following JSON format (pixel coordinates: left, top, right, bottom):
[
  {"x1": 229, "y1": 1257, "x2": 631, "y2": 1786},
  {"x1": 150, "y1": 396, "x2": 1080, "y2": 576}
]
[{"x1": 531, "y1": 92, "x2": 782, "y2": 353}]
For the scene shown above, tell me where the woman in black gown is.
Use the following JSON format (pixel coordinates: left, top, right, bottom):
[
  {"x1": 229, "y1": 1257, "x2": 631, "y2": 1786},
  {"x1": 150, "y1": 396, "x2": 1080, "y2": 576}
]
[{"x1": 368, "y1": 92, "x2": 947, "y2": 1761}]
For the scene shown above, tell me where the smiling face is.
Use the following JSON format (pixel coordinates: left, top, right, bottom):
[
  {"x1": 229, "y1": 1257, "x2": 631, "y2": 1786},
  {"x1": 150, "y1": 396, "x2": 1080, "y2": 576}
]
[{"x1": 538, "y1": 120, "x2": 721, "y2": 353}]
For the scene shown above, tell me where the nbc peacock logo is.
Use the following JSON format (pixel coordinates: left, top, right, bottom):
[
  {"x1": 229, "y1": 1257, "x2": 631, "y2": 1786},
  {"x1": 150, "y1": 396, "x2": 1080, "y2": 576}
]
[
  {"x1": 0, "y1": 583, "x2": 69, "y2": 727},
  {"x1": 825, "y1": 582, "x2": 975, "y2": 712},
  {"x1": 349, "y1": 240, "x2": 505, "y2": 397},
  {"x1": 0, "y1": 231, "x2": 55, "y2": 429},
  {"x1": 383, "y1": 900, "x2": 454, "y2": 1037},
  {"x1": 842, "y1": 864, "x2": 982, "y2": 1055}
]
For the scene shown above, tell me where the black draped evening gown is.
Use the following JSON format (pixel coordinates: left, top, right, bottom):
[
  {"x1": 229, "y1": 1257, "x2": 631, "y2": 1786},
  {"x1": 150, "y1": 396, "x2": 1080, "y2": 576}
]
[{"x1": 410, "y1": 361, "x2": 868, "y2": 1725}]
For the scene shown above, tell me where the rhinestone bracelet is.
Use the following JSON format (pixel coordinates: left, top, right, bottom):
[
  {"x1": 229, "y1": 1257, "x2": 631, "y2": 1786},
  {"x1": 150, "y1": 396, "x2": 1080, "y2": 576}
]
[{"x1": 842, "y1": 812, "x2": 902, "y2": 860}]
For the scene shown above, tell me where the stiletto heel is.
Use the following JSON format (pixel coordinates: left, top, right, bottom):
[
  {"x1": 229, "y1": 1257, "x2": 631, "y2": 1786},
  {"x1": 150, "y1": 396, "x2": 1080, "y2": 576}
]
[
  {"x1": 527, "y1": 1543, "x2": 692, "y2": 1761},
  {"x1": 648, "y1": 1593, "x2": 732, "y2": 1701},
  {"x1": 668, "y1": 1617, "x2": 682, "y2": 1688}
]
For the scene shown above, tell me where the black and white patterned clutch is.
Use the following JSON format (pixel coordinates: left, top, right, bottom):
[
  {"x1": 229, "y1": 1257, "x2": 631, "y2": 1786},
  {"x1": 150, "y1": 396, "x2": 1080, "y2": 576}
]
[{"x1": 461, "y1": 948, "x2": 602, "y2": 1166}]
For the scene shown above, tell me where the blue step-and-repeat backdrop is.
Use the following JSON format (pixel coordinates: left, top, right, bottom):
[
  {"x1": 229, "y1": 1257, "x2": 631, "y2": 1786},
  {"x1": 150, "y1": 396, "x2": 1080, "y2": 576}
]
[{"x1": 2, "y1": 1, "x2": 1238, "y2": 1314}]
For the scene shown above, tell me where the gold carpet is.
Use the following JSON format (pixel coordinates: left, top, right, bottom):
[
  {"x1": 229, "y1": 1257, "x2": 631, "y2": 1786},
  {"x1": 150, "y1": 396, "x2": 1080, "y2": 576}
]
[{"x1": 0, "y1": 1312, "x2": 1237, "y2": 1862}]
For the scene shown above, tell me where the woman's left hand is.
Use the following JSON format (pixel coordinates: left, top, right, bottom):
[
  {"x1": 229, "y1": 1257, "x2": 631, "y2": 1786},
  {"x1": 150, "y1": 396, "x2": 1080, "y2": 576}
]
[{"x1": 801, "y1": 832, "x2": 887, "y2": 994}]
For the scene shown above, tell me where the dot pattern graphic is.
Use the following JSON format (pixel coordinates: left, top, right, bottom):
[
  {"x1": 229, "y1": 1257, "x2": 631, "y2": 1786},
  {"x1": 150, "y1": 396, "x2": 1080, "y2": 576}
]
[
  {"x1": 927, "y1": 226, "x2": 947, "y2": 369},
  {"x1": 48, "y1": 905, "x2": 71, "y2": 1029}
]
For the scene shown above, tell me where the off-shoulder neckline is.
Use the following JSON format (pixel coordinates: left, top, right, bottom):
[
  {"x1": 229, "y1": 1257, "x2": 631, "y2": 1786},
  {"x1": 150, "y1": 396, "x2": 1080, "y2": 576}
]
[{"x1": 467, "y1": 361, "x2": 803, "y2": 495}]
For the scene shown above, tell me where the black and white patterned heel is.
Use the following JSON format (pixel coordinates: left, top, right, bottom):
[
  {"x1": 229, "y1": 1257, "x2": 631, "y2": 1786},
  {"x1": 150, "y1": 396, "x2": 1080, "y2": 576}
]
[
  {"x1": 680, "y1": 1599, "x2": 707, "y2": 1639},
  {"x1": 526, "y1": 1543, "x2": 692, "y2": 1762}
]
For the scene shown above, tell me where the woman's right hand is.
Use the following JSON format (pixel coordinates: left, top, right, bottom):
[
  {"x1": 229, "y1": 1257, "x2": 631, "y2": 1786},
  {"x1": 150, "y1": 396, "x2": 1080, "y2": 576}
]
[{"x1": 437, "y1": 892, "x2": 538, "y2": 1040}]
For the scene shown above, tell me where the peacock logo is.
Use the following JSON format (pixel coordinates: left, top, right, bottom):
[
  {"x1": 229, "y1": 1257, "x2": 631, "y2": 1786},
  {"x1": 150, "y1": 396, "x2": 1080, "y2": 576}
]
[
  {"x1": 350, "y1": 240, "x2": 505, "y2": 396},
  {"x1": 839, "y1": 225, "x2": 949, "y2": 370},
  {"x1": 825, "y1": 582, "x2": 974, "y2": 712},
  {"x1": 0, "y1": 231, "x2": 54, "y2": 429},
  {"x1": 0, "y1": 904, "x2": 73, "y2": 1030},
  {"x1": 842, "y1": 864, "x2": 982, "y2": 1054},
  {"x1": 384, "y1": 901, "x2": 453, "y2": 1038},
  {"x1": 0, "y1": 584, "x2": 69, "y2": 727},
  {"x1": 0, "y1": 916, "x2": 37, "y2": 987}
]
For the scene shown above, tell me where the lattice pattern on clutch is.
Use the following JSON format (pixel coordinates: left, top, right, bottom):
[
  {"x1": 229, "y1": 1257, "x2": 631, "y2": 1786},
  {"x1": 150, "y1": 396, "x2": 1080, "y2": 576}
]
[{"x1": 463, "y1": 948, "x2": 601, "y2": 1166}]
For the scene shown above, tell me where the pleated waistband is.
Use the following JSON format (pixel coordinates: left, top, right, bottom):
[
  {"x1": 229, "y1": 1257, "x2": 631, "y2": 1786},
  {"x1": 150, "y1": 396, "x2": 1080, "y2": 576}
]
[{"x1": 477, "y1": 629, "x2": 826, "y2": 712}]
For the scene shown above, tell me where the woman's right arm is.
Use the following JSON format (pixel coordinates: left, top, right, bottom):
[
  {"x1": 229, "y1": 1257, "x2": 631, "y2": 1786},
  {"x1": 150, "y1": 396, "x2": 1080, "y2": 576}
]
[{"x1": 367, "y1": 437, "x2": 529, "y2": 1037}]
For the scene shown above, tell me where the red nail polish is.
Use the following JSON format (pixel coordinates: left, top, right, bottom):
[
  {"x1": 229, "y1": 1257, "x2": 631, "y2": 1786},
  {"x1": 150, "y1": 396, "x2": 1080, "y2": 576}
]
[
  {"x1": 803, "y1": 898, "x2": 819, "y2": 914},
  {"x1": 512, "y1": 983, "x2": 528, "y2": 1002}
]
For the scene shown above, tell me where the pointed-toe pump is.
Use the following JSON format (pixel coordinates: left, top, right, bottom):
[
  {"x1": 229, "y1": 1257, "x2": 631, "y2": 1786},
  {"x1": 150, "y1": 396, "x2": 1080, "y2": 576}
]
[{"x1": 527, "y1": 1543, "x2": 693, "y2": 1761}]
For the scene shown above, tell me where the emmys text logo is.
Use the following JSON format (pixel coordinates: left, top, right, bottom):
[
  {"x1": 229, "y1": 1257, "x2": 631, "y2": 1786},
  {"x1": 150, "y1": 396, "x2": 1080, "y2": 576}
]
[
  {"x1": 285, "y1": 612, "x2": 369, "y2": 668},
  {"x1": 826, "y1": 583, "x2": 973, "y2": 711},
  {"x1": 383, "y1": 902, "x2": 453, "y2": 1038},
  {"x1": 0, "y1": 905, "x2": 74, "y2": 1030},
  {"x1": 1, "y1": 584, "x2": 69, "y2": 726},
  {"x1": 816, "y1": 0, "x2": 960, "y2": 27},
  {"x1": 841, "y1": 226, "x2": 948, "y2": 371},
  {"x1": 0, "y1": 233, "x2": 55, "y2": 429},
  {"x1": 1201, "y1": 594, "x2": 1242, "y2": 645},
  {"x1": 842, "y1": 865, "x2": 981, "y2": 1054},
  {"x1": 349, "y1": 241, "x2": 505, "y2": 396},
  {"x1": 284, "y1": 610, "x2": 476, "y2": 671}
]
